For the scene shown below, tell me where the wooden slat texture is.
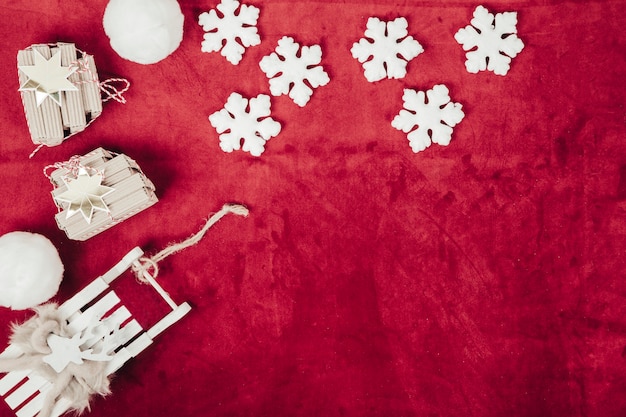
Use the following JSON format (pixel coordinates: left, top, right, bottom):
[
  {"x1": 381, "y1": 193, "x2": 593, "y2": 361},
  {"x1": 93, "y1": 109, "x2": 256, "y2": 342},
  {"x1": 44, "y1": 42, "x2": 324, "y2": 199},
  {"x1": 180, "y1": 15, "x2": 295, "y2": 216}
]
[
  {"x1": 66, "y1": 292, "x2": 120, "y2": 335},
  {"x1": 4, "y1": 374, "x2": 47, "y2": 409},
  {"x1": 16, "y1": 49, "x2": 44, "y2": 141},
  {"x1": 147, "y1": 302, "x2": 193, "y2": 339},
  {"x1": 48, "y1": 148, "x2": 112, "y2": 187},
  {"x1": 100, "y1": 247, "x2": 144, "y2": 284},
  {"x1": 50, "y1": 149, "x2": 158, "y2": 241},
  {"x1": 31, "y1": 45, "x2": 64, "y2": 144},
  {"x1": 58, "y1": 43, "x2": 86, "y2": 133},
  {"x1": 80, "y1": 54, "x2": 102, "y2": 117},
  {"x1": 57, "y1": 278, "x2": 109, "y2": 319},
  {"x1": 17, "y1": 42, "x2": 103, "y2": 146},
  {"x1": 0, "y1": 370, "x2": 29, "y2": 396},
  {"x1": 0, "y1": 345, "x2": 22, "y2": 360},
  {"x1": 80, "y1": 306, "x2": 132, "y2": 350},
  {"x1": 15, "y1": 389, "x2": 47, "y2": 417}
]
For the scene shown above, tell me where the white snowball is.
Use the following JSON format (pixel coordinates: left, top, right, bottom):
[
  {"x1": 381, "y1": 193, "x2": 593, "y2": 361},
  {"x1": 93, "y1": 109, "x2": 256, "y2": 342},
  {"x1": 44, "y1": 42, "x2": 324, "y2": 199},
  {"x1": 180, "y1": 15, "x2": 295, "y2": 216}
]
[
  {"x1": 103, "y1": 0, "x2": 185, "y2": 65},
  {"x1": 0, "y1": 232, "x2": 64, "y2": 310}
]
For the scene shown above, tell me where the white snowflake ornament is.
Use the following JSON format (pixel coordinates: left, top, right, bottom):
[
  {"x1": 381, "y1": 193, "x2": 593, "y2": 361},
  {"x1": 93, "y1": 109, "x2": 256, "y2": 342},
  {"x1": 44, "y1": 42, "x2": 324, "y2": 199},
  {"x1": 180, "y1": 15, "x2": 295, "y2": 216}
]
[
  {"x1": 198, "y1": 0, "x2": 261, "y2": 65},
  {"x1": 454, "y1": 5, "x2": 524, "y2": 75},
  {"x1": 209, "y1": 92, "x2": 281, "y2": 156},
  {"x1": 392, "y1": 85, "x2": 465, "y2": 153},
  {"x1": 351, "y1": 17, "x2": 423, "y2": 82},
  {"x1": 259, "y1": 36, "x2": 330, "y2": 107}
]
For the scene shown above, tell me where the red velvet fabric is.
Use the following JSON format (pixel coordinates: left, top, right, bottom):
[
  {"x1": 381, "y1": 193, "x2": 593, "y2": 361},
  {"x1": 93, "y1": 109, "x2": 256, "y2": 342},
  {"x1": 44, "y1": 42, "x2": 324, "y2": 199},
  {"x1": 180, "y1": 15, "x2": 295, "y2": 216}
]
[{"x1": 1, "y1": 1, "x2": 625, "y2": 416}]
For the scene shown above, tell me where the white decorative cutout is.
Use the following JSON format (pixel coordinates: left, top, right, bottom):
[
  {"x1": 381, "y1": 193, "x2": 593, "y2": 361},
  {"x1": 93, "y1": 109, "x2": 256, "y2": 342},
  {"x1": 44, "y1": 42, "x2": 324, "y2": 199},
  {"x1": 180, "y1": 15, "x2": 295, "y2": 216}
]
[
  {"x1": 198, "y1": 0, "x2": 261, "y2": 65},
  {"x1": 350, "y1": 17, "x2": 424, "y2": 82},
  {"x1": 454, "y1": 5, "x2": 524, "y2": 75},
  {"x1": 391, "y1": 85, "x2": 465, "y2": 153},
  {"x1": 209, "y1": 92, "x2": 281, "y2": 156},
  {"x1": 259, "y1": 36, "x2": 330, "y2": 107},
  {"x1": 18, "y1": 49, "x2": 78, "y2": 107},
  {"x1": 54, "y1": 169, "x2": 115, "y2": 224},
  {"x1": 42, "y1": 311, "x2": 123, "y2": 373},
  {"x1": 43, "y1": 333, "x2": 112, "y2": 373}
]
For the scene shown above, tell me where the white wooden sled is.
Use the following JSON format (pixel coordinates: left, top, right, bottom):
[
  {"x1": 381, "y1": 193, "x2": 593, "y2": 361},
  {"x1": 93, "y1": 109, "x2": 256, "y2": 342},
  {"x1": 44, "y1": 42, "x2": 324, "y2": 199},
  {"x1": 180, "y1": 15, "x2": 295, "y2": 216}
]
[{"x1": 0, "y1": 247, "x2": 191, "y2": 417}]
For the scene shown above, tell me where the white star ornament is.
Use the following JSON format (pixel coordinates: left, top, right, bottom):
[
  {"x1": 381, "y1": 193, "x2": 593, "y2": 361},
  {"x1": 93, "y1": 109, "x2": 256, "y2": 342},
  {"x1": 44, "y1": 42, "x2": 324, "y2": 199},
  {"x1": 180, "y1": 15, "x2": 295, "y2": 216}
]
[
  {"x1": 18, "y1": 49, "x2": 78, "y2": 106},
  {"x1": 55, "y1": 170, "x2": 115, "y2": 224}
]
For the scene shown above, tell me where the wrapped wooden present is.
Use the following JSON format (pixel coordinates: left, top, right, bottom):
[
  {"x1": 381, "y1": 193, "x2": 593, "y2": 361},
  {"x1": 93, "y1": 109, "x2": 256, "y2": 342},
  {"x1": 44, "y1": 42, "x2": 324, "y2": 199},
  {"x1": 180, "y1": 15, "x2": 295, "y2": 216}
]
[
  {"x1": 17, "y1": 42, "x2": 128, "y2": 148},
  {"x1": 47, "y1": 148, "x2": 158, "y2": 241}
]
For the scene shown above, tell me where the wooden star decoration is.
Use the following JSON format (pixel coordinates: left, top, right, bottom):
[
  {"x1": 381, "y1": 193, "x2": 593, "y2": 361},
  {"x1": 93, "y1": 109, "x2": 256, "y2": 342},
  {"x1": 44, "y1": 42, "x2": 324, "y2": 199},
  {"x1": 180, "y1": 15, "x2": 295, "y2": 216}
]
[
  {"x1": 43, "y1": 331, "x2": 113, "y2": 373},
  {"x1": 55, "y1": 169, "x2": 115, "y2": 224},
  {"x1": 18, "y1": 49, "x2": 78, "y2": 106}
]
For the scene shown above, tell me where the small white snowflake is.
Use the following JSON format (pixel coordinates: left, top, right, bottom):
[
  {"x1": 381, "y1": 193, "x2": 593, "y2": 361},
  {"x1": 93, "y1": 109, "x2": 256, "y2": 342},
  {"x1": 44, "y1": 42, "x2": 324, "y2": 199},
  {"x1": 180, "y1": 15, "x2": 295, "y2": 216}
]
[
  {"x1": 209, "y1": 92, "x2": 281, "y2": 156},
  {"x1": 259, "y1": 36, "x2": 330, "y2": 107},
  {"x1": 391, "y1": 85, "x2": 465, "y2": 153},
  {"x1": 454, "y1": 5, "x2": 524, "y2": 75},
  {"x1": 350, "y1": 17, "x2": 424, "y2": 82},
  {"x1": 198, "y1": 0, "x2": 261, "y2": 65}
]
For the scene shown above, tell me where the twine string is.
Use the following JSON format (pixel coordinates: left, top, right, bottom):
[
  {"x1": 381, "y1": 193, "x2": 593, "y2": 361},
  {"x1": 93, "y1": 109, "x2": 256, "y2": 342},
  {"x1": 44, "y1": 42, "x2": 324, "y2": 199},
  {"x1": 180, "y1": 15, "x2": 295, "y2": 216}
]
[
  {"x1": 43, "y1": 155, "x2": 100, "y2": 183},
  {"x1": 29, "y1": 144, "x2": 45, "y2": 159},
  {"x1": 100, "y1": 78, "x2": 130, "y2": 103},
  {"x1": 68, "y1": 55, "x2": 97, "y2": 83},
  {"x1": 69, "y1": 52, "x2": 130, "y2": 103},
  {"x1": 132, "y1": 204, "x2": 249, "y2": 283}
]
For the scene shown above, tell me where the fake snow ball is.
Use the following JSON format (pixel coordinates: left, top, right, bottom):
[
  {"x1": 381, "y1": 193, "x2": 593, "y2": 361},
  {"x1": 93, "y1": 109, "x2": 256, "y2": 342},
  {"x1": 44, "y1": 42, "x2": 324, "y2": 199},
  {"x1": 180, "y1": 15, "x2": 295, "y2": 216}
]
[
  {"x1": 0, "y1": 232, "x2": 64, "y2": 310},
  {"x1": 103, "y1": 0, "x2": 185, "y2": 65}
]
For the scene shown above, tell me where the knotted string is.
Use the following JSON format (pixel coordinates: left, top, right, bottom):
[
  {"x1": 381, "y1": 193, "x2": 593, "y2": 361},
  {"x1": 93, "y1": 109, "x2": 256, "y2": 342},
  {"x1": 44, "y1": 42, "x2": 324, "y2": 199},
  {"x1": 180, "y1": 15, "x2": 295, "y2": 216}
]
[
  {"x1": 69, "y1": 54, "x2": 130, "y2": 104},
  {"x1": 132, "y1": 204, "x2": 249, "y2": 283},
  {"x1": 42, "y1": 154, "x2": 103, "y2": 183},
  {"x1": 100, "y1": 78, "x2": 130, "y2": 104}
]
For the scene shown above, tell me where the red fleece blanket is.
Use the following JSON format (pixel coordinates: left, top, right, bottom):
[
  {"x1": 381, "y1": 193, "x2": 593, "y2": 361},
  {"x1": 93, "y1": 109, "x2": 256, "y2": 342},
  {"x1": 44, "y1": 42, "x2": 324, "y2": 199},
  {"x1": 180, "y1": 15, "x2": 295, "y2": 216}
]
[{"x1": 1, "y1": 1, "x2": 625, "y2": 416}]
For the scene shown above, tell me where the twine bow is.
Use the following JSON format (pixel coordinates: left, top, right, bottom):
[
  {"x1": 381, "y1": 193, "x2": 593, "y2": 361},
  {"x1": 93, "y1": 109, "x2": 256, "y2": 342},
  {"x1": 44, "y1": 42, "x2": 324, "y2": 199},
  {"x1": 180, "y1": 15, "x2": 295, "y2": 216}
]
[
  {"x1": 43, "y1": 154, "x2": 105, "y2": 184},
  {"x1": 69, "y1": 54, "x2": 130, "y2": 104},
  {"x1": 99, "y1": 78, "x2": 130, "y2": 104}
]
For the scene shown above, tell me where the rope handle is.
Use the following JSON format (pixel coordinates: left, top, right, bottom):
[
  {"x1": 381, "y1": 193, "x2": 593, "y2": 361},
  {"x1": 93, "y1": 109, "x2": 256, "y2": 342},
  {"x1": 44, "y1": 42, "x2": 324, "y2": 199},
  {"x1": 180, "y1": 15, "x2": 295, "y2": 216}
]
[{"x1": 132, "y1": 204, "x2": 250, "y2": 282}]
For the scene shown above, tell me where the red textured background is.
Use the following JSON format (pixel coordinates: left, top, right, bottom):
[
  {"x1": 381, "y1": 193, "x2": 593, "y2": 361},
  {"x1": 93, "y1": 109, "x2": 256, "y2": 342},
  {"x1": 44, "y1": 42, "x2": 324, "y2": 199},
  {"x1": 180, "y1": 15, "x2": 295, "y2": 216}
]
[{"x1": 1, "y1": 0, "x2": 626, "y2": 416}]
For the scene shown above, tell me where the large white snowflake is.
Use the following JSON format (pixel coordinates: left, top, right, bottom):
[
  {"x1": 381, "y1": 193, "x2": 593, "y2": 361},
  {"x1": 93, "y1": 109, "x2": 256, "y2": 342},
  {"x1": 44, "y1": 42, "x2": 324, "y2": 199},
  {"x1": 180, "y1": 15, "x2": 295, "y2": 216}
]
[
  {"x1": 259, "y1": 36, "x2": 330, "y2": 107},
  {"x1": 198, "y1": 0, "x2": 261, "y2": 65},
  {"x1": 350, "y1": 17, "x2": 423, "y2": 82},
  {"x1": 391, "y1": 85, "x2": 465, "y2": 153},
  {"x1": 209, "y1": 92, "x2": 281, "y2": 156},
  {"x1": 454, "y1": 5, "x2": 525, "y2": 76}
]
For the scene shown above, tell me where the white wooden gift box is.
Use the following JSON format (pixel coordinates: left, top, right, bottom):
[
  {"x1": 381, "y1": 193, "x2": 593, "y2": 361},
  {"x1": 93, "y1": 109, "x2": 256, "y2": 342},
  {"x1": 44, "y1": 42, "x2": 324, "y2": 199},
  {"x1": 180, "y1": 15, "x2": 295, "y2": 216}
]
[
  {"x1": 17, "y1": 42, "x2": 102, "y2": 147},
  {"x1": 49, "y1": 148, "x2": 158, "y2": 241}
]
